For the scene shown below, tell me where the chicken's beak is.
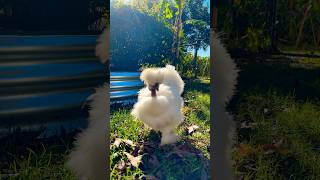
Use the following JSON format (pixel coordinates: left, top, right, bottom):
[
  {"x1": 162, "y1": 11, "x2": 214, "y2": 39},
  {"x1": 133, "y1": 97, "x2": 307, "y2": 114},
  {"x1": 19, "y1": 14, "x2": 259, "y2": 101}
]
[
  {"x1": 155, "y1": 83, "x2": 159, "y2": 91},
  {"x1": 149, "y1": 83, "x2": 159, "y2": 97}
]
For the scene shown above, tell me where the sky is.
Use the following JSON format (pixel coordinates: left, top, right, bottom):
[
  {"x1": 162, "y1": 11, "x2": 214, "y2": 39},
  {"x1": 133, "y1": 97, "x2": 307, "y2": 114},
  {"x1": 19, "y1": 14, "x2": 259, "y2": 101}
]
[
  {"x1": 188, "y1": 47, "x2": 210, "y2": 57},
  {"x1": 198, "y1": 47, "x2": 210, "y2": 57},
  {"x1": 189, "y1": 0, "x2": 210, "y2": 58},
  {"x1": 202, "y1": 0, "x2": 210, "y2": 57}
]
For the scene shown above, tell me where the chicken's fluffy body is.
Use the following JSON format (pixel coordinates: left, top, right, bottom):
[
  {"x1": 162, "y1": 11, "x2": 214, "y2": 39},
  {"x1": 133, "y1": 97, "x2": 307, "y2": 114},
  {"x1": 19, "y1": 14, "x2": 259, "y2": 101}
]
[
  {"x1": 67, "y1": 84, "x2": 108, "y2": 180},
  {"x1": 131, "y1": 65, "x2": 184, "y2": 145},
  {"x1": 67, "y1": 28, "x2": 108, "y2": 180}
]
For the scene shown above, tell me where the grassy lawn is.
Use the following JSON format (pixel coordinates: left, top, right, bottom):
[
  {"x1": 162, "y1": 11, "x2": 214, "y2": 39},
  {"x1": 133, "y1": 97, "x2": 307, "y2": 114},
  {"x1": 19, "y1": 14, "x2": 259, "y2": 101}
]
[
  {"x1": 295, "y1": 58, "x2": 320, "y2": 68},
  {"x1": 0, "y1": 131, "x2": 75, "y2": 179},
  {"x1": 110, "y1": 78, "x2": 211, "y2": 179},
  {"x1": 4, "y1": 57, "x2": 319, "y2": 180},
  {"x1": 279, "y1": 45, "x2": 320, "y2": 56},
  {"x1": 231, "y1": 59, "x2": 320, "y2": 179},
  {"x1": 0, "y1": 77, "x2": 210, "y2": 180}
]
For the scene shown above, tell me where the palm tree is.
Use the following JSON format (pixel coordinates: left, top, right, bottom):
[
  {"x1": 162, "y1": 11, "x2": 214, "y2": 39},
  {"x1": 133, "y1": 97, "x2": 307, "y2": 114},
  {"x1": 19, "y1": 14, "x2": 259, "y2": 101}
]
[
  {"x1": 184, "y1": 0, "x2": 210, "y2": 78},
  {"x1": 172, "y1": 0, "x2": 188, "y2": 66}
]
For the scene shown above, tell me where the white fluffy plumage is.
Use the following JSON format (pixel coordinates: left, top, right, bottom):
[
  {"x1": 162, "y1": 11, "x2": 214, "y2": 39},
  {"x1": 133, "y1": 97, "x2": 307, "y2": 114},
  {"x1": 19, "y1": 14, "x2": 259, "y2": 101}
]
[
  {"x1": 95, "y1": 29, "x2": 109, "y2": 63},
  {"x1": 131, "y1": 65, "x2": 184, "y2": 145},
  {"x1": 212, "y1": 31, "x2": 239, "y2": 180},
  {"x1": 67, "y1": 28, "x2": 108, "y2": 180}
]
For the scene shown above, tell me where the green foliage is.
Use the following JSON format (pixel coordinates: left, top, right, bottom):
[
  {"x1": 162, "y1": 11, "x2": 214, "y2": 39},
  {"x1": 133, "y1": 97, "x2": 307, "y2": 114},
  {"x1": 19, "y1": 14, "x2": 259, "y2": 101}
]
[
  {"x1": 88, "y1": 0, "x2": 109, "y2": 31},
  {"x1": 139, "y1": 58, "x2": 173, "y2": 71},
  {"x1": 197, "y1": 56, "x2": 210, "y2": 77},
  {"x1": 277, "y1": 0, "x2": 320, "y2": 49},
  {"x1": 218, "y1": 0, "x2": 320, "y2": 52},
  {"x1": 111, "y1": 0, "x2": 210, "y2": 79},
  {"x1": 163, "y1": 2, "x2": 173, "y2": 19},
  {"x1": 176, "y1": 53, "x2": 209, "y2": 78},
  {"x1": 183, "y1": 0, "x2": 210, "y2": 51},
  {"x1": 110, "y1": 6, "x2": 174, "y2": 71},
  {"x1": 245, "y1": 26, "x2": 271, "y2": 52},
  {"x1": 217, "y1": 0, "x2": 270, "y2": 52}
]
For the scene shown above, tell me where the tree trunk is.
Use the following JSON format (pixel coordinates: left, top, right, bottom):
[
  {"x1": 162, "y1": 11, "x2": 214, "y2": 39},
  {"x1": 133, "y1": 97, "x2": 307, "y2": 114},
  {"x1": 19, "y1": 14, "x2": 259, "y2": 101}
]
[
  {"x1": 288, "y1": 0, "x2": 294, "y2": 10},
  {"x1": 175, "y1": 1, "x2": 183, "y2": 66},
  {"x1": 295, "y1": 0, "x2": 312, "y2": 48},
  {"x1": 267, "y1": 0, "x2": 278, "y2": 52},
  {"x1": 310, "y1": 17, "x2": 318, "y2": 48},
  {"x1": 212, "y1": 6, "x2": 218, "y2": 31},
  {"x1": 193, "y1": 48, "x2": 198, "y2": 78}
]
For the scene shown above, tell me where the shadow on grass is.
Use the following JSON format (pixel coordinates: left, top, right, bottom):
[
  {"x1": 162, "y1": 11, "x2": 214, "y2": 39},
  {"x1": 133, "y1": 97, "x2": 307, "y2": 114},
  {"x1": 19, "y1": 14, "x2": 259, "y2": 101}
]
[
  {"x1": 0, "y1": 128, "x2": 76, "y2": 179},
  {"x1": 183, "y1": 78, "x2": 210, "y2": 95},
  {"x1": 138, "y1": 131, "x2": 210, "y2": 179},
  {"x1": 230, "y1": 61, "x2": 320, "y2": 110},
  {"x1": 230, "y1": 60, "x2": 320, "y2": 179},
  {"x1": 110, "y1": 107, "x2": 210, "y2": 179}
]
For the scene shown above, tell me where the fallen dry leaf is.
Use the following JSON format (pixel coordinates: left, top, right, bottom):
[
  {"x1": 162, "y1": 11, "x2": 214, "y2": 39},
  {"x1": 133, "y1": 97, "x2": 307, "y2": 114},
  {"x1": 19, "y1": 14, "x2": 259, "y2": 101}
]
[
  {"x1": 113, "y1": 138, "x2": 122, "y2": 148},
  {"x1": 187, "y1": 125, "x2": 200, "y2": 135},
  {"x1": 116, "y1": 159, "x2": 126, "y2": 171},
  {"x1": 111, "y1": 138, "x2": 135, "y2": 148},
  {"x1": 274, "y1": 139, "x2": 284, "y2": 148},
  {"x1": 277, "y1": 148, "x2": 289, "y2": 156},
  {"x1": 123, "y1": 139, "x2": 135, "y2": 147},
  {"x1": 124, "y1": 152, "x2": 142, "y2": 168},
  {"x1": 240, "y1": 122, "x2": 257, "y2": 129},
  {"x1": 237, "y1": 144, "x2": 256, "y2": 157},
  {"x1": 258, "y1": 139, "x2": 286, "y2": 155}
]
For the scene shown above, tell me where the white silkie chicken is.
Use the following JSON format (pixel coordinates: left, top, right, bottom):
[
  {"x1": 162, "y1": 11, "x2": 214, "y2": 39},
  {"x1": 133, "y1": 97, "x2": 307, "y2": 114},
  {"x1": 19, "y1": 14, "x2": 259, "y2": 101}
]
[
  {"x1": 66, "y1": 28, "x2": 238, "y2": 179},
  {"x1": 131, "y1": 65, "x2": 185, "y2": 145},
  {"x1": 67, "y1": 28, "x2": 109, "y2": 180}
]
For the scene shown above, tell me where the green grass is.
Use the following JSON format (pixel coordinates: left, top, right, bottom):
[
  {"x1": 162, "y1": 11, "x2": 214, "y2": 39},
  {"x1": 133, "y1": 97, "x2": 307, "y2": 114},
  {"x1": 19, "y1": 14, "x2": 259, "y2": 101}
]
[
  {"x1": 232, "y1": 58, "x2": 320, "y2": 179},
  {"x1": 4, "y1": 148, "x2": 74, "y2": 180},
  {"x1": 233, "y1": 91, "x2": 320, "y2": 179},
  {"x1": 279, "y1": 45, "x2": 320, "y2": 56},
  {"x1": 0, "y1": 77, "x2": 210, "y2": 180},
  {"x1": 0, "y1": 131, "x2": 75, "y2": 180},
  {"x1": 110, "y1": 79, "x2": 211, "y2": 179},
  {"x1": 294, "y1": 58, "x2": 320, "y2": 68}
]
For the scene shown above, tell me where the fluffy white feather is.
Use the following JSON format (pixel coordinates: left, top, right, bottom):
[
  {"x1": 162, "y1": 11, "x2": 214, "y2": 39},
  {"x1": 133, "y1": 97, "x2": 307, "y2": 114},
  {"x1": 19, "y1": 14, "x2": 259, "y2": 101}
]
[
  {"x1": 212, "y1": 31, "x2": 239, "y2": 180},
  {"x1": 67, "y1": 84, "x2": 108, "y2": 180},
  {"x1": 212, "y1": 32, "x2": 238, "y2": 104},
  {"x1": 67, "y1": 28, "x2": 109, "y2": 180},
  {"x1": 131, "y1": 65, "x2": 184, "y2": 145},
  {"x1": 95, "y1": 29, "x2": 109, "y2": 63}
]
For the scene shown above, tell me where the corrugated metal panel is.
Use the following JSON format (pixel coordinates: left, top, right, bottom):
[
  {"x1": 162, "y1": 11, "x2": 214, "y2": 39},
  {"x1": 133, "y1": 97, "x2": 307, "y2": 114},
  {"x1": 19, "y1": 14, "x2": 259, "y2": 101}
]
[
  {"x1": 0, "y1": 35, "x2": 144, "y2": 130},
  {"x1": 110, "y1": 72, "x2": 143, "y2": 103},
  {"x1": 0, "y1": 35, "x2": 106, "y2": 126}
]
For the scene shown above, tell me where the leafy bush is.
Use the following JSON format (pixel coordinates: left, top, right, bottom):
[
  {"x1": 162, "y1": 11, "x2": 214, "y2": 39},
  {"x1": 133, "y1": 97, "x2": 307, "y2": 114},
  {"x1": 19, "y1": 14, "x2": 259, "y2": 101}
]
[{"x1": 139, "y1": 53, "x2": 209, "y2": 79}]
